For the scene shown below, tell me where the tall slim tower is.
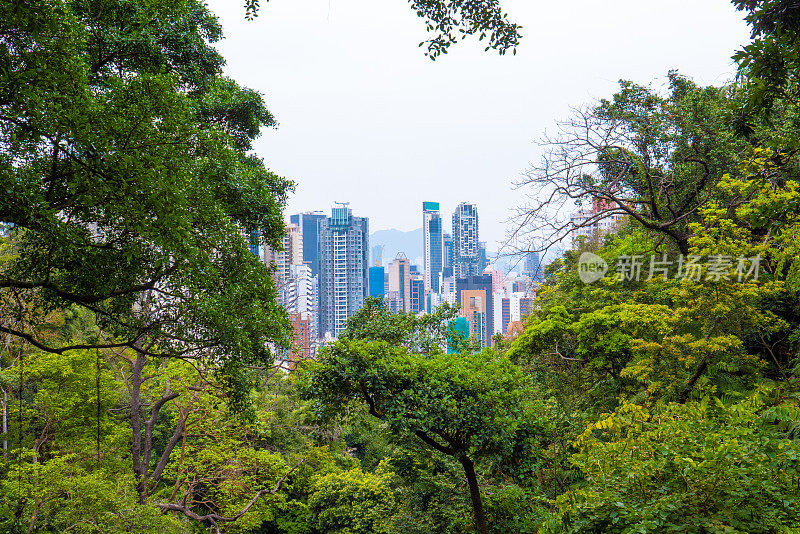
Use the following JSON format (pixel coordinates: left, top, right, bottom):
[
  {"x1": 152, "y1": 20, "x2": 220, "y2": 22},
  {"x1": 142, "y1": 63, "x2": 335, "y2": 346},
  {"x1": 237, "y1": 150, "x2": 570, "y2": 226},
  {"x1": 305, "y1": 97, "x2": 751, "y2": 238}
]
[
  {"x1": 422, "y1": 202, "x2": 443, "y2": 294},
  {"x1": 442, "y1": 233, "x2": 454, "y2": 278},
  {"x1": 452, "y1": 202, "x2": 479, "y2": 278},
  {"x1": 388, "y1": 252, "x2": 411, "y2": 312},
  {"x1": 318, "y1": 204, "x2": 369, "y2": 338},
  {"x1": 282, "y1": 263, "x2": 318, "y2": 350}
]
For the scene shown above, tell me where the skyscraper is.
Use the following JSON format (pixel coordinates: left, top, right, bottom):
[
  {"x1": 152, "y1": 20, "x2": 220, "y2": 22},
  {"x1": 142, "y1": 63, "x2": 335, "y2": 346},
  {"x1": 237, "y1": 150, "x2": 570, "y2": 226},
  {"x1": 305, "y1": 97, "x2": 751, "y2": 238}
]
[
  {"x1": 388, "y1": 252, "x2": 411, "y2": 313},
  {"x1": 283, "y1": 223, "x2": 303, "y2": 274},
  {"x1": 442, "y1": 233, "x2": 454, "y2": 278},
  {"x1": 282, "y1": 263, "x2": 319, "y2": 362},
  {"x1": 456, "y1": 274, "x2": 493, "y2": 346},
  {"x1": 283, "y1": 264, "x2": 317, "y2": 319},
  {"x1": 422, "y1": 202, "x2": 443, "y2": 294},
  {"x1": 318, "y1": 204, "x2": 369, "y2": 338},
  {"x1": 452, "y1": 202, "x2": 479, "y2": 278},
  {"x1": 262, "y1": 224, "x2": 303, "y2": 289},
  {"x1": 410, "y1": 275, "x2": 425, "y2": 314},
  {"x1": 368, "y1": 266, "x2": 385, "y2": 298},
  {"x1": 289, "y1": 212, "x2": 327, "y2": 278}
]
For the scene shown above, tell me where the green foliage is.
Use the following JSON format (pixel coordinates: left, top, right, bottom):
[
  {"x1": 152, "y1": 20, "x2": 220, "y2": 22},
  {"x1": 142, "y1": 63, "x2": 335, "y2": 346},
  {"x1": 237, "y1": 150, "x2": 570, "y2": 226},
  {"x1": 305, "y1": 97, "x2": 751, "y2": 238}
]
[
  {"x1": 302, "y1": 320, "x2": 548, "y2": 534},
  {"x1": 8, "y1": 1, "x2": 800, "y2": 532},
  {"x1": 543, "y1": 397, "x2": 800, "y2": 533},
  {"x1": 308, "y1": 463, "x2": 397, "y2": 534},
  {"x1": 0, "y1": 456, "x2": 186, "y2": 533},
  {"x1": 303, "y1": 340, "x2": 541, "y2": 465},
  {"x1": 0, "y1": 0, "x2": 291, "y2": 366},
  {"x1": 340, "y1": 296, "x2": 463, "y2": 355}
]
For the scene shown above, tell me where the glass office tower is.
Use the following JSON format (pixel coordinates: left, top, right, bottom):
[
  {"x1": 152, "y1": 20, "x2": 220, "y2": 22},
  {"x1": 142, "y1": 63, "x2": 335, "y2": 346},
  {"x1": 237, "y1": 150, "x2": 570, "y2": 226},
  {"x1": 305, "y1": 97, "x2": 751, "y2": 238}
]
[{"x1": 422, "y1": 201, "x2": 443, "y2": 294}]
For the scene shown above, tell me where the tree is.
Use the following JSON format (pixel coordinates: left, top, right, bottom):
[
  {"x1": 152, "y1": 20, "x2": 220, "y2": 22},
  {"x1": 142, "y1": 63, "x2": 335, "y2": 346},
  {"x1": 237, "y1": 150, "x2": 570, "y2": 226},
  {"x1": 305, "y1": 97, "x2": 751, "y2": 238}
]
[
  {"x1": 0, "y1": 345, "x2": 192, "y2": 533},
  {"x1": 0, "y1": 0, "x2": 291, "y2": 362},
  {"x1": 0, "y1": 0, "x2": 295, "y2": 510},
  {"x1": 307, "y1": 463, "x2": 397, "y2": 534},
  {"x1": 339, "y1": 295, "x2": 464, "y2": 355},
  {"x1": 732, "y1": 0, "x2": 800, "y2": 121},
  {"x1": 542, "y1": 397, "x2": 800, "y2": 533},
  {"x1": 302, "y1": 339, "x2": 543, "y2": 534},
  {"x1": 509, "y1": 72, "x2": 745, "y2": 256}
]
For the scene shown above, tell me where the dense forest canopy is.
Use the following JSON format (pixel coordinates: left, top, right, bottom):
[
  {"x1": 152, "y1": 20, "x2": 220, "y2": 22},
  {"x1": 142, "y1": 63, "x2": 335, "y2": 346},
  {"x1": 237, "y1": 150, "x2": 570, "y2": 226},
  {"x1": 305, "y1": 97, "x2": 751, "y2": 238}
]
[{"x1": 1, "y1": 0, "x2": 800, "y2": 533}]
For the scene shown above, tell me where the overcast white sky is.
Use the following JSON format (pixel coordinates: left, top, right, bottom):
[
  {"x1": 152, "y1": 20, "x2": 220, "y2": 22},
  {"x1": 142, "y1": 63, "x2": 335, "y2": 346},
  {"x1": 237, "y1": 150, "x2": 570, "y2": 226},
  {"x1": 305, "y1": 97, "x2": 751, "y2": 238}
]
[{"x1": 207, "y1": 0, "x2": 751, "y2": 249}]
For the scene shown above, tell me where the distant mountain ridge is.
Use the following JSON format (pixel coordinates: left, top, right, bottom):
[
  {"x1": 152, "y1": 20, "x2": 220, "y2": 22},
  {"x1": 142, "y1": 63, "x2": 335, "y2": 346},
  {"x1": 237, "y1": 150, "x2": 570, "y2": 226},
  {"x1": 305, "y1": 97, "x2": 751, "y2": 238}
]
[{"x1": 370, "y1": 228, "x2": 423, "y2": 267}]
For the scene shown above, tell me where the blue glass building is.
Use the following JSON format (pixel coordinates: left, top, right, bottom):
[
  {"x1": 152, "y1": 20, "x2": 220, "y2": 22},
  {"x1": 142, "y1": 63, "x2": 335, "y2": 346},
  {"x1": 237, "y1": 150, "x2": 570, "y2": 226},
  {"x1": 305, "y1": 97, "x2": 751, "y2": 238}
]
[
  {"x1": 410, "y1": 277, "x2": 424, "y2": 314},
  {"x1": 369, "y1": 266, "x2": 385, "y2": 298},
  {"x1": 442, "y1": 233, "x2": 454, "y2": 278},
  {"x1": 422, "y1": 201, "x2": 443, "y2": 294},
  {"x1": 248, "y1": 229, "x2": 260, "y2": 257},
  {"x1": 289, "y1": 212, "x2": 327, "y2": 278},
  {"x1": 447, "y1": 316, "x2": 470, "y2": 354}
]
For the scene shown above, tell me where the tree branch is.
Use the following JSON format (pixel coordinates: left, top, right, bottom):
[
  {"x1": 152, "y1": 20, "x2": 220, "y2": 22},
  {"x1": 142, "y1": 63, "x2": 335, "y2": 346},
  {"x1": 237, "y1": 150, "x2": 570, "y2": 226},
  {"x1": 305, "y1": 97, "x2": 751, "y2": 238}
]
[{"x1": 156, "y1": 459, "x2": 305, "y2": 531}]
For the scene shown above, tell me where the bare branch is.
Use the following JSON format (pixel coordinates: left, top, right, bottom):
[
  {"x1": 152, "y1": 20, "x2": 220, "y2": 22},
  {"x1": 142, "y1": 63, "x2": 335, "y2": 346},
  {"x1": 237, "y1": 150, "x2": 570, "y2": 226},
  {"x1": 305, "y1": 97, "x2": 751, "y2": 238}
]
[{"x1": 156, "y1": 459, "x2": 306, "y2": 531}]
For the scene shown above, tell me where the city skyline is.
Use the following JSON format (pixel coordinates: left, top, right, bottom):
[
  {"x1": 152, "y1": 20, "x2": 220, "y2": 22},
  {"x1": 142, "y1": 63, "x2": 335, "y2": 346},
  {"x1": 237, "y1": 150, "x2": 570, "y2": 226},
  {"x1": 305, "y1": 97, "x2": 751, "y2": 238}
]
[{"x1": 276, "y1": 200, "x2": 539, "y2": 348}]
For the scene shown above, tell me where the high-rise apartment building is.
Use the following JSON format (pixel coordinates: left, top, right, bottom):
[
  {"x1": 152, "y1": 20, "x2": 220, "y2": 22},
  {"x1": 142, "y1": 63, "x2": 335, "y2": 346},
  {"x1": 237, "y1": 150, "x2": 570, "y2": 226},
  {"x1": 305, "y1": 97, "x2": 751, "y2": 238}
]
[
  {"x1": 570, "y1": 198, "x2": 626, "y2": 247},
  {"x1": 287, "y1": 312, "x2": 314, "y2": 368},
  {"x1": 456, "y1": 274, "x2": 493, "y2": 346},
  {"x1": 509, "y1": 292, "x2": 533, "y2": 322},
  {"x1": 460, "y1": 289, "x2": 487, "y2": 345},
  {"x1": 262, "y1": 224, "x2": 303, "y2": 289},
  {"x1": 318, "y1": 205, "x2": 369, "y2": 338},
  {"x1": 501, "y1": 297, "x2": 511, "y2": 336},
  {"x1": 388, "y1": 252, "x2": 411, "y2": 313},
  {"x1": 282, "y1": 263, "x2": 318, "y2": 358},
  {"x1": 283, "y1": 223, "x2": 303, "y2": 274},
  {"x1": 452, "y1": 202, "x2": 479, "y2": 278},
  {"x1": 283, "y1": 264, "x2": 317, "y2": 315},
  {"x1": 422, "y1": 202, "x2": 443, "y2": 294},
  {"x1": 483, "y1": 268, "x2": 504, "y2": 295}
]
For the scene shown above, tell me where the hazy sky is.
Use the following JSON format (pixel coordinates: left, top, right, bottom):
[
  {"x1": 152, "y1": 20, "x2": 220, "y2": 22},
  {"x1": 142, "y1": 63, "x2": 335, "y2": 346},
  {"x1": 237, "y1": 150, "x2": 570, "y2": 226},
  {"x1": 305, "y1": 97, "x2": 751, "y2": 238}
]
[{"x1": 207, "y1": 0, "x2": 750, "y2": 249}]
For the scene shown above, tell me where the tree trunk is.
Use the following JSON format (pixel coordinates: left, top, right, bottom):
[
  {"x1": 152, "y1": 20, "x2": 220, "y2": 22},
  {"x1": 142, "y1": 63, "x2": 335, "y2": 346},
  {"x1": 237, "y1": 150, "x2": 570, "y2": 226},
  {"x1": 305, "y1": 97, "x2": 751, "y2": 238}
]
[
  {"x1": 128, "y1": 347, "x2": 183, "y2": 502},
  {"x1": 677, "y1": 353, "x2": 710, "y2": 404},
  {"x1": 458, "y1": 455, "x2": 488, "y2": 534},
  {"x1": 130, "y1": 349, "x2": 147, "y2": 503}
]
